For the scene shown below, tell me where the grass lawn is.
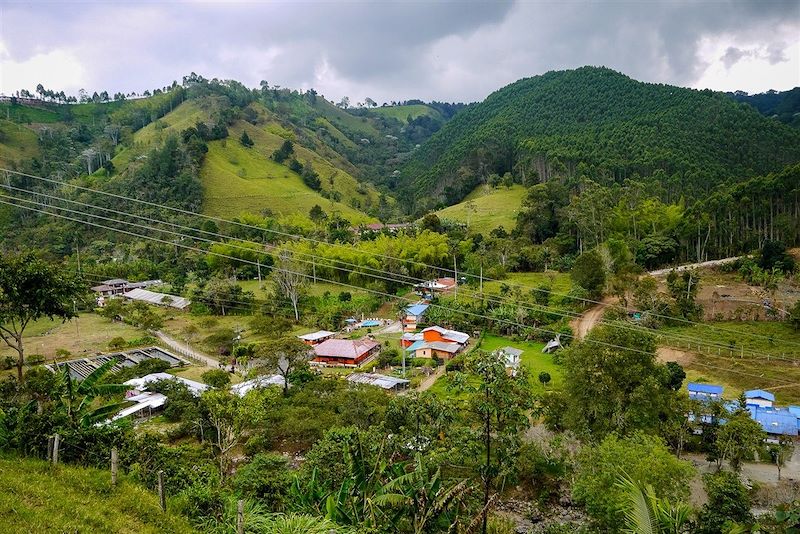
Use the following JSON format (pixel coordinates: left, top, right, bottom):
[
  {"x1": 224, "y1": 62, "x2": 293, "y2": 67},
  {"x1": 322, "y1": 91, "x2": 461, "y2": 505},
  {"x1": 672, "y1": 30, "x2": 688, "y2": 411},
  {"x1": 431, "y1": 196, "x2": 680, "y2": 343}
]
[
  {"x1": 0, "y1": 103, "x2": 60, "y2": 123},
  {"x1": 0, "y1": 455, "x2": 196, "y2": 533},
  {"x1": 0, "y1": 313, "x2": 146, "y2": 363},
  {"x1": 427, "y1": 334, "x2": 562, "y2": 399},
  {"x1": 659, "y1": 321, "x2": 800, "y2": 404},
  {"x1": 434, "y1": 184, "x2": 527, "y2": 234}
]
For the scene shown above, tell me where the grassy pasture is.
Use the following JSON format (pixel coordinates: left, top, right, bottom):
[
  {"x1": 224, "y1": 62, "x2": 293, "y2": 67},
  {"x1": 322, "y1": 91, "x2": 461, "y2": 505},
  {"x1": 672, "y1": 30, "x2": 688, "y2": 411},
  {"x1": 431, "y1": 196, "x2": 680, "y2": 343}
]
[
  {"x1": 0, "y1": 119, "x2": 40, "y2": 163},
  {"x1": 434, "y1": 184, "x2": 527, "y2": 234},
  {"x1": 370, "y1": 104, "x2": 441, "y2": 122}
]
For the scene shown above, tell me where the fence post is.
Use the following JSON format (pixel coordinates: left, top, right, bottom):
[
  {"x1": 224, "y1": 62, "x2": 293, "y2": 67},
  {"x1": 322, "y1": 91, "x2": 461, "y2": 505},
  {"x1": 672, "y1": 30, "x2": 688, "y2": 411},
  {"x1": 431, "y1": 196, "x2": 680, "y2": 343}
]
[
  {"x1": 111, "y1": 448, "x2": 118, "y2": 486},
  {"x1": 52, "y1": 433, "x2": 60, "y2": 465},
  {"x1": 237, "y1": 499, "x2": 244, "y2": 534},
  {"x1": 47, "y1": 435, "x2": 54, "y2": 463},
  {"x1": 158, "y1": 470, "x2": 166, "y2": 512}
]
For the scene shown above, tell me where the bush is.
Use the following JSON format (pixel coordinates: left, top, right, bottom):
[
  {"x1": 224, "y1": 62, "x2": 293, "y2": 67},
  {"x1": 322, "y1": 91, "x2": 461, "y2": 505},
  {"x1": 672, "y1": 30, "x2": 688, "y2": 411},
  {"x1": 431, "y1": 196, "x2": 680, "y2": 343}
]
[
  {"x1": 696, "y1": 471, "x2": 753, "y2": 533},
  {"x1": 201, "y1": 369, "x2": 231, "y2": 389},
  {"x1": 231, "y1": 453, "x2": 292, "y2": 510},
  {"x1": 572, "y1": 432, "x2": 694, "y2": 529}
]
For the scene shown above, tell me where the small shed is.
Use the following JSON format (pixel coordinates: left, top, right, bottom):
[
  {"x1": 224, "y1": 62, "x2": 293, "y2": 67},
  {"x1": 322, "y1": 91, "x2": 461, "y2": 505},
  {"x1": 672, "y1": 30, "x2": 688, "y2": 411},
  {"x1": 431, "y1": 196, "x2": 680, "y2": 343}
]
[
  {"x1": 298, "y1": 330, "x2": 336, "y2": 346},
  {"x1": 687, "y1": 382, "x2": 724, "y2": 402},
  {"x1": 498, "y1": 346, "x2": 523, "y2": 368}
]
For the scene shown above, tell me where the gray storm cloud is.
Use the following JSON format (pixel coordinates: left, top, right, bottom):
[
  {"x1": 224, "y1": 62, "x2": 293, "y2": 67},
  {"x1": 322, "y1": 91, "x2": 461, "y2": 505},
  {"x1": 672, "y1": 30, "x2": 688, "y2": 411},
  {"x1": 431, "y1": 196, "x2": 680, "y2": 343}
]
[{"x1": 1, "y1": 0, "x2": 797, "y2": 102}]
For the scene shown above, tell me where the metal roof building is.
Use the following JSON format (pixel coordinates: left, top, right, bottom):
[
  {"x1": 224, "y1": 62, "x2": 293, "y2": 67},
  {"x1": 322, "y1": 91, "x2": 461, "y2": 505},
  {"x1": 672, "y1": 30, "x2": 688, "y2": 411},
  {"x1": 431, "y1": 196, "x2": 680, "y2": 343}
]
[
  {"x1": 347, "y1": 373, "x2": 410, "y2": 391},
  {"x1": 123, "y1": 288, "x2": 191, "y2": 310},
  {"x1": 230, "y1": 375, "x2": 285, "y2": 397}
]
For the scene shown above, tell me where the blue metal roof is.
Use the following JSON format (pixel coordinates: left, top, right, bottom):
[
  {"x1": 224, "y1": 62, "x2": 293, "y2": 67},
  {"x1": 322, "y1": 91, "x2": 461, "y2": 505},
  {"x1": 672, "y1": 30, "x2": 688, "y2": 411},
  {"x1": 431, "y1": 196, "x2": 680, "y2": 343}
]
[
  {"x1": 745, "y1": 389, "x2": 775, "y2": 402},
  {"x1": 753, "y1": 407, "x2": 798, "y2": 436},
  {"x1": 687, "y1": 382, "x2": 723, "y2": 394},
  {"x1": 406, "y1": 340, "x2": 426, "y2": 352},
  {"x1": 361, "y1": 320, "x2": 380, "y2": 327},
  {"x1": 789, "y1": 406, "x2": 800, "y2": 418},
  {"x1": 405, "y1": 304, "x2": 429, "y2": 316}
]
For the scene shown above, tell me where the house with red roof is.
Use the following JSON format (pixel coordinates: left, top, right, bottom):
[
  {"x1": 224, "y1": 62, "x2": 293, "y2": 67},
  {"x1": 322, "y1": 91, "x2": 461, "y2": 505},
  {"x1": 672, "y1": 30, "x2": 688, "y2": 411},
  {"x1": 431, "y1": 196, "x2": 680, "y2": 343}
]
[{"x1": 312, "y1": 338, "x2": 380, "y2": 367}]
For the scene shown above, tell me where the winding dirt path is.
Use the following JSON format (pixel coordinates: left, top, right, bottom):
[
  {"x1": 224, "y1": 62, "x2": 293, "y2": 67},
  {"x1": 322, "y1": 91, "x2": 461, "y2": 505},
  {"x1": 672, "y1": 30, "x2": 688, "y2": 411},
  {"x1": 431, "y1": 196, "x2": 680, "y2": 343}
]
[
  {"x1": 416, "y1": 365, "x2": 445, "y2": 392},
  {"x1": 570, "y1": 297, "x2": 616, "y2": 340}
]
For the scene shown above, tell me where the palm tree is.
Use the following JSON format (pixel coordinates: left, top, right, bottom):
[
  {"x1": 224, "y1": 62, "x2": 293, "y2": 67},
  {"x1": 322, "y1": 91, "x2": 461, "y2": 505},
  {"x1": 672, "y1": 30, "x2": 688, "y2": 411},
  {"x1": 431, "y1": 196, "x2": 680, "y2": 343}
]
[
  {"x1": 616, "y1": 473, "x2": 692, "y2": 534},
  {"x1": 376, "y1": 453, "x2": 472, "y2": 534},
  {"x1": 55, "y1": 358, "x2": 129, "y2": 427}
]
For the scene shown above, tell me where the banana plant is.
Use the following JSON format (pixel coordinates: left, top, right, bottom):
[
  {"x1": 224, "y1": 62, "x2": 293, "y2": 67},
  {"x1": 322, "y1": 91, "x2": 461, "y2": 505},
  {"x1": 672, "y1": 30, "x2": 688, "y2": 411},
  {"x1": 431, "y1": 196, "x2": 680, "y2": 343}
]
[
  {"x1": 616, "y1": 473, "x2": 693, "y2": 534},
  {"x1": 56, "y1": 358, "x2": 129, "y2": 427},
  {"x1": 375, "y1": 453, "x2": 472, "y2": 534}
]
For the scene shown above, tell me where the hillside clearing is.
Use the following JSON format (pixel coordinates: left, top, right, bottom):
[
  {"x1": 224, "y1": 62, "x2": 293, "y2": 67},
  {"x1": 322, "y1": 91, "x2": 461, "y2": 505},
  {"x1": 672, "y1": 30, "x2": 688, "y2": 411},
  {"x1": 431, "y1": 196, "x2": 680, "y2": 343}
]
[
  {"x1": 370, "y1": 104, "x2": 442, "y2": 122},
  {"x1": 434, "y1": 184, "x2": 526, "y2": 234},
  {"x1": 0, "y1": 119, "x2": 40, "y2": 163}
]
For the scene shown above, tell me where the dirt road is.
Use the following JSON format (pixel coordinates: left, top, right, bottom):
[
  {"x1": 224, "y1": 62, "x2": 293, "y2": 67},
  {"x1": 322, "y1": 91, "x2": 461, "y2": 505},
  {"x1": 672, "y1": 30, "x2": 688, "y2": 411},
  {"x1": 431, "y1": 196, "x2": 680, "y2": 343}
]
[
  {"x1": 416, "y1": 365, "x2": 445, "y2": 392},
  {"x1": 570, "y1": 297, "x2": 616, "y2": 340},
  {"x1": 154, "y1": 330, "x2": 219, "y2": 367},
  {"x1": 649, "y1": 256, "x2": 743, "y2": 276}
]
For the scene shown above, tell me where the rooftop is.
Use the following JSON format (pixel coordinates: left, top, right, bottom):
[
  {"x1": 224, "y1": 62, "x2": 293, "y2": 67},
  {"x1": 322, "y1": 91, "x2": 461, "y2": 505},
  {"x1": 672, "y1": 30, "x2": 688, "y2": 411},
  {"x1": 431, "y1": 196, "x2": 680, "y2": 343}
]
[
  {"x1": 123, "y1": 288, "x2": 191, "y2": 309},
  {"x1": 297, "y1": 330, "x2": 336, "y2": 342},
  {"x1": 124, "y1": 372, "x2": 208, "y2": 396},
  {"x1": 347, "y1": 373, "x2": 410, "y2": 389},
  {"x1": 314, "y1": 338, "x2": 379, "y2": 359},
  {"x1": 418, "y1": 341, "x2": 461, "y2": 353},
  {"x1": 499, "y1": 346, "x2": 523, "y2": 358},
  {"x1": 745, "y1": 389, "x2": 776, "y2": 402},
  {"x1": 687, "y1": 382, "x2": 724, "y2": 395},
  {"x1": 231, "y1": 375, "x2": 285, "y2": 397},
  {"x1": 422, "y1": 326, "x2": 470, "y2": 344},
  {"x1": 405, "y1": 304, "x2": 429, "y2": 316}
]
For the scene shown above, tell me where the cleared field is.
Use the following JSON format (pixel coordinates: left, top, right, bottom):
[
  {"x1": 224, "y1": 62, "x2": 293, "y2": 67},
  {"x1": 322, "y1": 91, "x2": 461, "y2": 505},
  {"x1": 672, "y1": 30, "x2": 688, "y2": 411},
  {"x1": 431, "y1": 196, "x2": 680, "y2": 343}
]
[
  {"x1": 0, "y1": 103, "x2": 60, "y2": 123},
  {"x1": 0, "y1": 119, "x2": 40, "y2": 162},
  {"x1": 0, "y1": 313, "x2": 145, "y2": 362},
  {"x1": 370, "y1": 104, "x2": 441, "y2": 122},
  {"x1": 434, "y1": 184, "x2": 526, "y2": 234},
  {"x1": 482, "y1": 271, "x2": 573, "y2": 297},
  {"x1": 0, "y1": 455, "x2": 196, "y2": 533},
  {"x1": 427, "y1": 334, "x2": 559, "y2": 398},
  {"x1": 659, "y1": 321, "x2": 800, "y2": 404}
]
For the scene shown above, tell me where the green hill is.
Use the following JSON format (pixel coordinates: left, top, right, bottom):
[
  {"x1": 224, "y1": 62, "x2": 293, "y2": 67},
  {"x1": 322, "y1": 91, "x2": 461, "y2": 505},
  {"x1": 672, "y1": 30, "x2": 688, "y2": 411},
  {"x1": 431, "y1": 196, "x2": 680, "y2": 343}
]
[
  {"x1": 401, "y1": 66, "x2": 800, "y2": 212},
  {"x1": 0, "y1": 455, "x2": 196, "y2": 533},
  {"x1": 370, "y1": 104, "x2": 443, "y2": 122},
  {"x1": 434, "y1": 183, "x2": 526, "y2": 233}
]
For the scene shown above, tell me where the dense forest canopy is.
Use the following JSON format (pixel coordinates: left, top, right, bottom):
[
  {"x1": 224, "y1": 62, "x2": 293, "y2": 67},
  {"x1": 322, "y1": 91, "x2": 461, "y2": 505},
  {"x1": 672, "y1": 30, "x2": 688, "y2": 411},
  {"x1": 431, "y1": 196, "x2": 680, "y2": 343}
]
[{"x1": 400, "y1": 66, "x2": 800, "y2": 213}]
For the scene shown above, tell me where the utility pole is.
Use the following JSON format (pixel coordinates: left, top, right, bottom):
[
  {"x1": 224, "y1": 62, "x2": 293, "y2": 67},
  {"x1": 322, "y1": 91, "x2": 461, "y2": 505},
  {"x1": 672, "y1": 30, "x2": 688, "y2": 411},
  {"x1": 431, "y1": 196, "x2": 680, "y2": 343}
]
[
  {"x1": 453, "y1": 255, "x2": 458, "y2": 302},
  {"x1": 111, "y1": 448, "x2": 118, "y2": 486},
  {"x1": 158, "y1": 470, "x2": 166, "y2": 512},
  {"x1": 480, "y1": 261, "x2": 483, "y2": 296},
  {"x1": 257, "y1": 259, "x2": 262, "y2": 287}
]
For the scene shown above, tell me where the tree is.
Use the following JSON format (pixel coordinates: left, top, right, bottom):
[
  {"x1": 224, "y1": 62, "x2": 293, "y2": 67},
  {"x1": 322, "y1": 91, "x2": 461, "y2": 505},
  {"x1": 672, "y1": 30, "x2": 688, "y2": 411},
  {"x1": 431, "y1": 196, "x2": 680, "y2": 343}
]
[
  {"x1": 272, "y1": 250, "x2": 305, "y2": 321},
  {"x1": 560, "y1": 325, "x2": 675, "y2": 438},
  {"x1": 696, "y1": 471, "x2": 753, "y2": 534},
  {"x1": 538, "y1": 371, "x2": 551, "y2": 388},
  {"x1": 239, "y1": 130, "x2": 254, "y2": 148},
  {"x1": 256, "y1": 337, "x2": 310, "y2": 396},
  {"x1": 664, "y1": 361, "x2": 686, "y2": 391},
  {"x1": 202, "y1": 389, "x2": 247, "y2": 479},
  {"x1": 202, "y1": 369, "x2": 231, "y2": 389},
  {"x1": 309, "y1": 204, "x2": 327, "y2": 224},
  {"x1": 0, "y1": 253, "x2": 83, "y2": 382},
  {"x1": 570, "y1": 250, "x2": 606, "y2": 298},
  {"x1": 337, "y1": 96, "x2": 350, "y2": 109},
  {"x1": 769, "y1": 435, "x2": 794, "y2": 481},
  {"x1": 55, "y1": 358, "x2": 128, "y2": 427},
  {"x1": 271, "y1": 140, "x2": 294, "y2": 163},
  {"x1": 573, "y1": 432, "x2": 694, "y2": 529},
  {"x1": 714, "y1": 407, "x2": 765, "y2": 472},
  {"x1": 462, "y1": 350, "x2": 532, "y2": 534}
]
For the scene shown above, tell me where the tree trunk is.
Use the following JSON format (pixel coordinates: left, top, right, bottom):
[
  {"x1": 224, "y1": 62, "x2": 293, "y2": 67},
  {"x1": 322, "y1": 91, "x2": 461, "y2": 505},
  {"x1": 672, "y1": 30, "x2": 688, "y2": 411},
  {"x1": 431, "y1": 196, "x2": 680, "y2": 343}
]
[{"x1": 14, "y1": 335, "x2": 23, "y2": 382}]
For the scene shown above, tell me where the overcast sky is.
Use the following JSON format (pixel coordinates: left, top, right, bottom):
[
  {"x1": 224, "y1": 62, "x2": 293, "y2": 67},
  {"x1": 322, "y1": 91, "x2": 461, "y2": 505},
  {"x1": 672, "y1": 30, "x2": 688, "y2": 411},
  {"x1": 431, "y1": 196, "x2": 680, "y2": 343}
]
[{"x1": 1, "y1": 1, "x2": 798, "y2": 104}]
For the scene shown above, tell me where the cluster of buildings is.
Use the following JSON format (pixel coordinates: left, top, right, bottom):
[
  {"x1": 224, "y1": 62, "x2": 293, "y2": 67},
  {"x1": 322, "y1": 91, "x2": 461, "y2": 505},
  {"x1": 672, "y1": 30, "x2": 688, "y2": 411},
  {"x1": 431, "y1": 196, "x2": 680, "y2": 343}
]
[
  {"x1": 91, "y1": 278, "x2": 190, "y2": 310},
  {"x1": 687, "y1": 382, "x2": 799, "y2": 438},
  {"x1": 47, "y1": 346, "x2": 185, "y2": 380},
  {"x1": 401, "y1": 325, "x2": 471, "y2": 360}
]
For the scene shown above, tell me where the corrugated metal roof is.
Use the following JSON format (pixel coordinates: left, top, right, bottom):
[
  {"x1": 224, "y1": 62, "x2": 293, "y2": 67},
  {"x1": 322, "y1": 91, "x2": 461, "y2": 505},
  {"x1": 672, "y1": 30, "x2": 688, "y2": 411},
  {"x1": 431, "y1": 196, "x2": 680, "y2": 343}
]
[
  {"x1": 406, "y1": 340, "x2": 426, "y2": 352},
  {"x1": 314, "y1": 338, "x2": 379, "y2": 359},
  {"x1": 752, "y1": 407, "x2": 798, "y2": 436},
  {"x1": 123, "y1": 288, "x2": 191, "y2": 309},
  {"x1": 422, "y1": 326, "x2": 470, "y2": 344},
  {"x1": 124, "y1": 372, "x2": 208, "y2": 396},
  {"x1": 405, "y1": 304, "x2": 429, "y2": 316},
  {"x1": 298, "y1": 330, "x2": 335, "y2": 341},
  {"x1": 745, "y1": 389, "x2": 775, "y2": 402},
  {"x1": 231, "y1": 375, "x2": 285, "y2": 397},
  {"x1": 687, "y1": 382, "x2": 724, "y2": 394},
  {"x1": 347, "y1": 373, "x2": 410, "y2": 389},
  {"x1": 418, "y1": 341, "x2": 461, "y2": 353}
]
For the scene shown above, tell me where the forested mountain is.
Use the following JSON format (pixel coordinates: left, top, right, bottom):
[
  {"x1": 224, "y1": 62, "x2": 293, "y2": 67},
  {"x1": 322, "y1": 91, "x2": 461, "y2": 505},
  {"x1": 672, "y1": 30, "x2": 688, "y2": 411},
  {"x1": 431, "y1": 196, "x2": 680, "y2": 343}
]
[
  {"x1": 400, "y1": 66, "x2": 800, "y2": 213},
  {"x1": 728, "y1": 87, "x2": 800, "y2": 128}
]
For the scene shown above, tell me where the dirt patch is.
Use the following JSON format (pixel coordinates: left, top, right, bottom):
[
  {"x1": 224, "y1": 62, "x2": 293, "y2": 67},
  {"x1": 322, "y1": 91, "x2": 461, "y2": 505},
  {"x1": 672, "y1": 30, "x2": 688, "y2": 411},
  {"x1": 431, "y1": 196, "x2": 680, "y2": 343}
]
[
  {"x1": 570, "y1": 297, "x2": 616, "y2": 340},
  {"x1": 657, "y1": 346, "x2": 695, "y2": 366}
]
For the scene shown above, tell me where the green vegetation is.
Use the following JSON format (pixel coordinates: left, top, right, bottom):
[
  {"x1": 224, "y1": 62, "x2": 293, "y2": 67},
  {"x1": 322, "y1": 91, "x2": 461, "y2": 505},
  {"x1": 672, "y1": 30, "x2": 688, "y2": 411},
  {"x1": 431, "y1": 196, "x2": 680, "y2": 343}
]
[
  {"x1": 434, "y1": 184, "x2": 526, "y2": 233},
  {"x1": 0, "y1": 455, "x2": 196, "y2": 533},
  {"x1": 0, "y1": 119, "x2": 40, "y2": 163},
  {"x1": 370, "y1": 104, "x2": 442, "y2": 122},
  {"x1": 403, "y1": 66, "x2": 800, "y2": 211}
]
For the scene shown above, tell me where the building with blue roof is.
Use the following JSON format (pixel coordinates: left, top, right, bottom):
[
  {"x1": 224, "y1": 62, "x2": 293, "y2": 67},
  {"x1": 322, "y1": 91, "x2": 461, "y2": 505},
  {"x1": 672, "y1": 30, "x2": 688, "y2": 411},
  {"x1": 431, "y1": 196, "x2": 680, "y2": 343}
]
[
  {"x1": 745, "y1": 389, "x2": 775, "y2": 408},
  {"x1": 403, "y1": 303, "x2": 430, "y2": 332},
  {"x1": 751, "y1": 407, "x2": 799, "y2": 437},
  {"x1": 687, "y1": 382, "x2": 723, "y2": 402}
]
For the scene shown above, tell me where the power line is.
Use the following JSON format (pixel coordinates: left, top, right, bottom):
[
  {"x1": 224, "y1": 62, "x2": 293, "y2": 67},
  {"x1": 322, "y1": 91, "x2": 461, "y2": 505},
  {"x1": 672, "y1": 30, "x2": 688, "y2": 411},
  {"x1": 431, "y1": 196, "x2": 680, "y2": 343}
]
[
  {"x1": 3, "y1": 190, "x2": 796, "y2": 364},
  {"x1": 4, "y1": 184, "x2": 795, "y2": 360},
  {"x1": 4, "y1": 166, "x2": 795, "y2": 350}
]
